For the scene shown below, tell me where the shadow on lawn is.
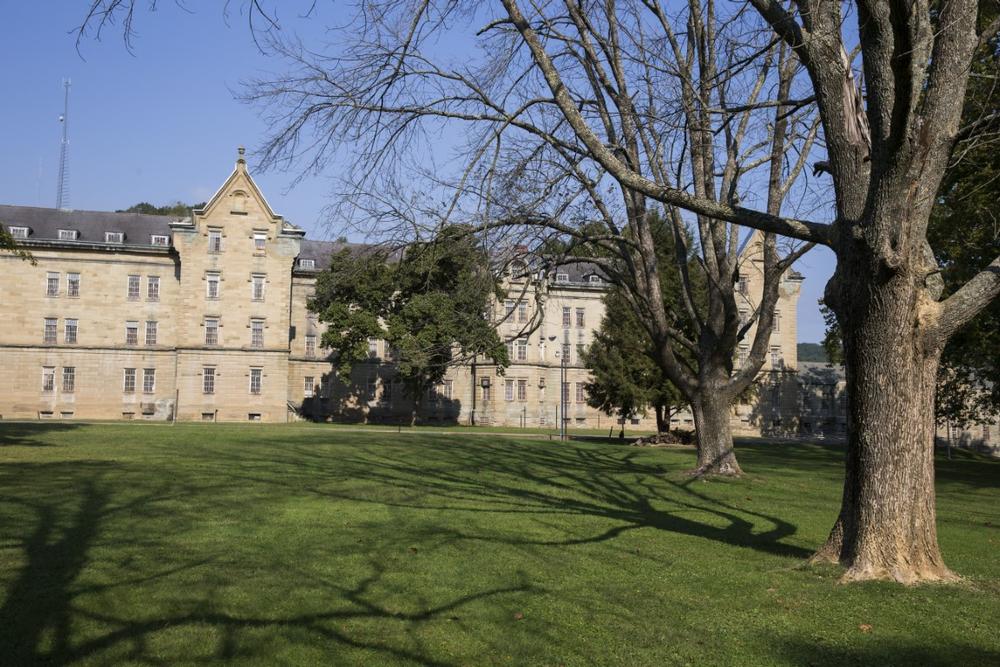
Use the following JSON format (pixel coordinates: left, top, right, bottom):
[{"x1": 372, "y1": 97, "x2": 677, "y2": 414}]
[
  {"x1": 0, "y1": 460, "x2": 526, "y2": 665},
  {"x1": 221, "y1": 435, "x2": 812, "y2": 560},
  {"x1": 771, "y1": 634, "x2": 1000, "y2": 667},
  {"x1": 0, "y1": 422, "x2": 81, "y2": 447}
]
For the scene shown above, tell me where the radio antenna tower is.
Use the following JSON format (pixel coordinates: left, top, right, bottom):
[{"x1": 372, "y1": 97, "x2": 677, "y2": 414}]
[{"x1": 56, "y1": 79, "x2": 71, "y2": 210}]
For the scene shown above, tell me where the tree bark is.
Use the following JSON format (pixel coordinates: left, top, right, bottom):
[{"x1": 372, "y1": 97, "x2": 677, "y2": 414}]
[
  {"x1": 689, "y1": 390, "x2": 742, "y2": 476},
  {"x1": 655, "y1": 403, "x2": 667, "y2": 434},
  {"x1": 812, "y1": 263, "x2": 958, "y2": 583}
]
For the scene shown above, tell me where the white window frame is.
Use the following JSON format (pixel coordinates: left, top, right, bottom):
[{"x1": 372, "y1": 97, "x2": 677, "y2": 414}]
[
  {"x1": 62, "y1": 366, "x2": 76, "y2": 393},
  {"x1": 298, "y1": 258, "x2": 315, "y2": 269},
  {"x1": 142, "y1": 368, "x2": 156, "y2": 394},
  {"x1": 588, "y1": 275, "x2": 601, "y2": 284},
  {"x1": 66, "y1": 273, "x2": 80, "y2": 297},
  {"x1": 250, "y1": 319, "x2": 265, "y2": 348},
  {"x1": 251, "y1": 274, "x2": 266, "y2": 301},
  {"x1": 123, "y1": 368, "x2": 136, "y2": 393},
  {"x1": 305, "y1": 334, "x2": 317, "y2": 357},
  {"x1": 145, "y1": 320, "x2": 158, "y2": 345},
  {"x1": 204, "y1": 318, "x2": 219, "y2": 346},
  {"x1": 64, "y1": 319, "x2": 78, "y2": 344},
  {"x1": 517, "y1": 379, "x2": 527, "y2": 402},
  {"x1": 42, "y1": 366, "x2": 55, "y2": 393},
  {"x1": 562, "y1": 306, "x2": 571, "y2": 327},
  {"x1": 105, "y1": 231, "x2": 124, "y2": 244},
  {"x1": 253, "y1": 232, "x2": 267, "y2": 253},
  {"x1": 303, "y1": 376, "x2": 314, "y2": 398},
  {"x1": 46, "y1": 272, "x2": 60, "y2": 297},
  {"x1": 206, "y1": 272, "x2": 221, "y2": 299},
  {"x1": 249, "y1": 367, "x2": 263, "y2": 395},
  {"x1": 203, "y1": 367, "x2": 216, "y2": 394},
  {"x1": 125, "y1": 321, "x2": 139, "y2": 346},
  {"x1": 58, "y1": 229, "x2": 78, "y2": 241},
  {"x1": 147, "y1": 275, "x2": 160, "y2": 301},
  {"x1": 505, "y1": 378, "x2": 514, "y2": 402},
  {"x1": 127, "y1": 275, "x2": 141, "y2": 300},
  {"x1": 150, "y1": 234, "x2": 169, "y2": 246},
  {"x1": 516, "y1": 338, "x2": 527, "y2": 362},
  {"x1": 555, "y1": 273, "x2": 569, "y2": 283},
  {"x1": 43, "y1": 318, "x2": 57, "y2": 344},
  {"x1": 9, "y1": 226, "x2": 29, "y2": 239},
  {"x1": 208, "y1": 229, "x2": 223, "y2": 253},
  {"x1": 576, "y1": 308, "x2": 585, "y2": 328}
]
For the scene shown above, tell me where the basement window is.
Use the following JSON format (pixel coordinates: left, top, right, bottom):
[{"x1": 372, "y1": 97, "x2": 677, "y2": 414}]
[{"x1": 248, "y1": 413, "x2": 262, "y2": 422}]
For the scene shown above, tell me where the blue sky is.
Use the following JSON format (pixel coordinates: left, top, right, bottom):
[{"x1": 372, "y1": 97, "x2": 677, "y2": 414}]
[{"x1": 0, "y1": 1, "x2": 836, "y2": 343}]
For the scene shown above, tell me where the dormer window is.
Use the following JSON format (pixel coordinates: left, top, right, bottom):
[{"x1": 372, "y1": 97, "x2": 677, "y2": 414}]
[
  {"x1": 510, "y1": 260, "x2": 527, "y2": 277},
  {"x1": 8, "y1": 226, "x2": 29, "y2": 239},
  {"x1": 105, "y1": 231, "x2": 124, "y2": 244},
  {"x1": 588, "y1": 275, "x2": 602, "y2": 284},
  {"x1": 150, "y1": 235, "x2": 169, "y2": 246},
  {"x1": 58, "y1": 229, "x2": 78, "y2": 241},
  {"x1": 555, "y1": 273, "x2": 569, "y2": 283},
  {"x1": 298, "y1": 258, "x2": 316, "y2": 270}
]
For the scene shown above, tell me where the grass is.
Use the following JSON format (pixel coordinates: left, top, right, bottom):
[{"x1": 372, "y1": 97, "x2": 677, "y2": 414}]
[{"x1": 0, "y1": 423, "x2": 997, "y2": 666}]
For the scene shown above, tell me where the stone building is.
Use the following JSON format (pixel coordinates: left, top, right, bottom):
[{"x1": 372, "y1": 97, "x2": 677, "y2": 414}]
[{"x1": 0, "y1": 152, "x2": 801, "y2": 431}]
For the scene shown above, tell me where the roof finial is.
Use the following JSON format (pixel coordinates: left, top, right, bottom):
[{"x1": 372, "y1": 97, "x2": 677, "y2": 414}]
[{"x1": 237, "y1": 145, "x2": 246, "y2": 165}]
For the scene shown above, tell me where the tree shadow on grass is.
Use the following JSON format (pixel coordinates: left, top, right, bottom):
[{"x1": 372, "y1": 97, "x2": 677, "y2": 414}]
[
  {"x1": 214, "y1": 435, "x2": 813, "y2": 560},
  {"x1": 0, "y1": 460, "x2": 529, "y2": 666},
  {"x1": 769, "y1": 634, "x2": 1000, "y2": 667},
  {"x1": 0, "y1": 422, "x2": 81, "y2": 447}
]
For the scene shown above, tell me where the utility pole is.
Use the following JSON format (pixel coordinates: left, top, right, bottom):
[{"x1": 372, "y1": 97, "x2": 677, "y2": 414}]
[{"x1": 56, "y1": 79, "x2": 71, "y2": 210}]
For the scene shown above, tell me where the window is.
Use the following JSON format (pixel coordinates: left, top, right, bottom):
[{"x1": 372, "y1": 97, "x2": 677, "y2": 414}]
[
  {"x1": 125, "y1": 321, "x2": 139, "y2": 346},
  {"x1": 562, "y1": 306, "x2": 571, "y2": 327},
  {"x1": 770, "y1": 346, "x2": 783, "y2": 370},
  {"x1": 442, "y1": 379, "x2": 453, "y2": 400},
  {"x1": 738, "y1": 345, "x2": 749, "y2": 368},
  {"x1": 517, "y1": 379, "x2": 527, "y2": 401},
  {"x1": 204, "y1": 318, "x2": 219, "y2": 345},
  {"x1": 64, "y1": 319, "x2": 78, "y2": 344},
  {"x1": 576, "y1": 382, "x2": 586, "y2": 403},
  {"x1": 105, "y1": 231, "x2": 124, "y2": 243},
  {"x1": 249, "y1": 368, "x2": 262, "y2": 393},
  {"x1": 984, "y1": 425, "x2": 991, "y2": 441},
  {"x1": 123, "y1": 368, "x2": 136, "y2": 393},
  {"x1": 127, "y1": 275, "x2": 141, "y2": 300},
  {"x1": 147, "y1": 276, "x2": 160, "y2": 301},
  {"x1": 576, "y1": 308, "x2": 585, "y2": 328},
  {"x1": 505, "y1": 379, "x2": 515, "y2": 401},
  {"x1": 46, "y1": 272, "x2": 59, "y2": 296},
  {"x1": 562, "y1": 381, "x2": 570, "y2": 404},
  {"x1": 305, "y1": 334, "x2": 317, "y2": 357},
  {"x1": 739, "y1": 309, "x2": 749, "y2": 328},
  {"x1": 367, "y1": 338, "x2": 379, "y2": 358},
  {"x1": 303, "y1": 376, "x2": 314, "y2": 398},
  {"x1": 9, "y1": 226, "x2": 28, "y2": 239},
  {"x1": 145, "y1": 321, "x2": 157, "y2": 345},
  {"x1": 67, "y1": 273, "x2": 80, "y2": 297},
  {"x1": 203, "y1": 367, "x2": 216, "y2": 394},
  {"x1": 737, "y1": 274, "x2": 749, "y2": 295},
  {"x1": 58, "y1": 229, "x2": 78, "y2": 241},
  {"x1": 208, "y1": 229, "x2": 222, "y2": 253},
  {"x1": 248, "y1": 413, "x2": 262, "y2": 422},
  {"x1": 62, "y1": 367, "x2": 75, "y2": 393},
  {"x1": 516, "y1": 338, "x2": 527, "y2": 361},
  {"x1": 505, "y1": 339, "x2": 514, "y2": 360},
  {"x1": 151, "y1": 234, "x2": 169, "y2": 246},
  {"x1": 555, "y1": 273, "x2": 569, "y2": 283},
  {"x1": 42, "y1": 367, "x2": 55, "y2": 393},
  {"x1": 562, "y1": 342, "x2": 571, "y2": 363},
  {"x1": 576, "y1": 343, "x2": 585, "y2": 361},
  {"x1": 200, "y1": 412, "x2": 214, "y2": 422},
  {"x1": 43, "y1": 318, "x2": 57, "y2": 344},
  {"x1": 482, "y1": 382, "x2": 492, "y2": 402},
  {"x1": 588, "y1": 275, "x2": 601, "y2": 284},
  {"x1": 518, "y1": 301, "x2": 528, "y2": 322},
  {"x1": 251, "y1": 274, "x2": 266, "y2": 301},
  {"x1": 298, "y1": 258, "x2": 315, "y2": 269},
  {"x1": 253, "y1": 232, "x2": 267, "y2": 253},
  {"x1": 504, "y1": 300, "x2": 515, "y2": 320},
  {"x1": 206, "y1": 272, "x2": 220, "y2": 299},
  {"x1": 142, "y1": 368, "x2": 156, "y2": 394},
  {"x1": 773, "y1": 309, "x2": 781, "y2": 332},
  {"x1": 250, "y1": 319, "x2": 265, "y2": 348}
]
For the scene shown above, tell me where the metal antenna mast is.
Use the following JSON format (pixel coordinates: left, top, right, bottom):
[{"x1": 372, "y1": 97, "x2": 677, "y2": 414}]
[{"x1": 56, "y1": 79, "x2": 71, "y2": 210}]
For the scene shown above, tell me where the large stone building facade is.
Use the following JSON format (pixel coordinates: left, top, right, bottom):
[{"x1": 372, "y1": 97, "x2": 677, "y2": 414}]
[{"x1": 0, "y1": 152, "x2": 803, "y2": 432}]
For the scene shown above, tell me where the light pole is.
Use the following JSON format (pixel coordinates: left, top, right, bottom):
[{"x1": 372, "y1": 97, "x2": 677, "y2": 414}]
[{"x1": 549, "y1": 334, "x2": 567, "y2": 440}]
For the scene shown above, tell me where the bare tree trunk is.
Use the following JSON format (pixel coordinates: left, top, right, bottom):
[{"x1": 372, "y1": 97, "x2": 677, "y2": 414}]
[
  {"x1": 655, "y1": 403, "x2": 667, "y2": 434},
  {"x1": 690, "y1": 390, "x2": 742, "y2": 476},
  {"x1": 812, "y1": 267, "x2": 957, "y2": 583}
]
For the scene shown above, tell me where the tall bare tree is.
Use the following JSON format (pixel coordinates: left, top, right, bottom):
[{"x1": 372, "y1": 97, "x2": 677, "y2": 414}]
[{"x1": 79, "y1": 0, "x2": 1000, "y2": 582}]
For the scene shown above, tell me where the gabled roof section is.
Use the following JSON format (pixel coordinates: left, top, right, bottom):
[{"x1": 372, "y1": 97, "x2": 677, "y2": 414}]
[{"x1": 196, "y1": 147, "x2": 282, "y2": 223}]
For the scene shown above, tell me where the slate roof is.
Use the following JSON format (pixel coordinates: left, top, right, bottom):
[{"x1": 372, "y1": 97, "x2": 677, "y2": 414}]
[{"x1": 0, "y1": 204, "x2": 179, "y2": 247}]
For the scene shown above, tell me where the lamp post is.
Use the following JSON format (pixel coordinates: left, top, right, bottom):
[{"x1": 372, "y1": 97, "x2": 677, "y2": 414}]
[{"x1": 549, "y1": 334, "x2": 567, "y2": 441}]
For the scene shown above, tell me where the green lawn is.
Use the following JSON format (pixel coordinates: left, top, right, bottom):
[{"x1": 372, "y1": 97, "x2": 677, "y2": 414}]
[{"x1": 1, "y1": 424, "x2": 998, "y2": 666}]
